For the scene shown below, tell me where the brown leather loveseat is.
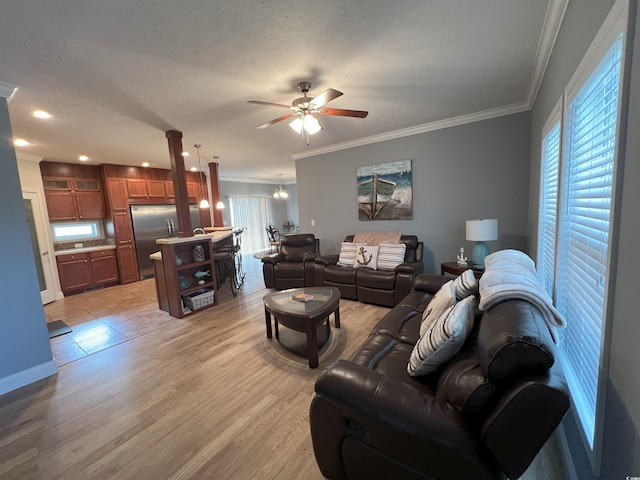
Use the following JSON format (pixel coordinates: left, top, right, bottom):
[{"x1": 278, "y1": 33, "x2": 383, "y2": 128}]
[
  {"x1": 262, "y1": 233, "x2": 320, "y2": 290},
  {"x1": 313, "y1": 234, "x2": 423, "y2": 307},
  {"x1": 309, "y1": 272, "x2": 570, "y2": 480}
]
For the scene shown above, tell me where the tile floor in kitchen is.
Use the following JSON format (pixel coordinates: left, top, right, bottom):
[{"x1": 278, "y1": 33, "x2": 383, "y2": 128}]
[{"x1": 44, "y1": 252, "x2": 265, "y2": 366}]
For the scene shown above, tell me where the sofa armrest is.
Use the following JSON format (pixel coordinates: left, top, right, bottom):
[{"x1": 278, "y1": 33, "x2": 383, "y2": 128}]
[
  {"x1": 314, "y1": 360, "x2": 476, "y2": 450},
  {"x1": 303, "y1": 252, "x2": 321, "y2": 262},
  {"x1": 413, "y1": 273, "x2": 450, "y2": 294},
  {"x1": 314, "y1": 254, "x2": 339, "y2": 266},
  {"x1": 395, "y1": 260, "x2": 424, "y2": 274},
  {"x1": 261, "y1": 252, "x2": 286, "y2": 264}
]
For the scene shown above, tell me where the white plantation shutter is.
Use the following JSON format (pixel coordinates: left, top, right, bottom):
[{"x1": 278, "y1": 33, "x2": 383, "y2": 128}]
[
  {"x1": 537, "y1": 120, "x2": 560, "y2": 296},
  {"x1": 228, "y1": 196, "x2": 272, "y2": 254},
  {"x1": 556, "y1": 34, "x2": 622, "y2": 449}
]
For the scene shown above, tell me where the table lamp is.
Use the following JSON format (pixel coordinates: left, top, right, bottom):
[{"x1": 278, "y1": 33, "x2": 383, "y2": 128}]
[{"x1": 466, "y1": 219, "x2": 498, "y2": 268}]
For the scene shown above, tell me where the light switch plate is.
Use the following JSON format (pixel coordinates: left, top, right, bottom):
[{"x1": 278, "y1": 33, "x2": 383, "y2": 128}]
[{"x1": 74, "y1": 243, "x2": 83, "y2": 248}]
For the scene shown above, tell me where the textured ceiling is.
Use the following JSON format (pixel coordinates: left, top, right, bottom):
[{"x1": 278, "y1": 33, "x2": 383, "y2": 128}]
[{"x1": 2, "y1": 0, "x2": 556, "y2": 183}]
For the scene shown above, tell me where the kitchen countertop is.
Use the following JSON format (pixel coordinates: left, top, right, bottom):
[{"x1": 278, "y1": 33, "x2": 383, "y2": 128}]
[
  {"x1": 54, "y1": 245, "x2": 116, "y2": 256},
  {"x1": 155, "y1": 231, "x2": 232, "y2": 245}
]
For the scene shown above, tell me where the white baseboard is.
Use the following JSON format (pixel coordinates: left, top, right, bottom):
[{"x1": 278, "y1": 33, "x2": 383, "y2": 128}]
[{"x1": 0, "y1": 360, "x2": 58, "y2": 396}]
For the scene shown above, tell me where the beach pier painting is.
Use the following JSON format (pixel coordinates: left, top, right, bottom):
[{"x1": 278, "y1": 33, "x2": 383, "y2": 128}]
[{"x1": 356, "y1": 160, "x2": 412, "y2": 220}]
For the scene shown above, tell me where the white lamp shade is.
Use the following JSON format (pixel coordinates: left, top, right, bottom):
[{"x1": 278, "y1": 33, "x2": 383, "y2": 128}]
[
  {"x1": 215, "y1": 201, "x2": 225, "y2": 209},
  {"x1": 466, "y1": 219, "x2": 498, "y2": 241}
]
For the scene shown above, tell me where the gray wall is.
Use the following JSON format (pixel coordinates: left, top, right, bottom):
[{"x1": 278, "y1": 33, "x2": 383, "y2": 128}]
[
  {"x1": 296, "y1": 112, "x2": 531, "y2": 273},
  {"x1": 218, "y1": 180, "x2": 297, "y2": 232},
  {"x1": 529, "y1": 0, "x2": 640, "y2": 478},
  {"x1": 0, "y1": 98, "x2": 55, "y2": 386}
]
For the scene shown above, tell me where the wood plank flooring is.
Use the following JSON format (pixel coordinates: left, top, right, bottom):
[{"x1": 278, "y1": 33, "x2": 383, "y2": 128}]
[{"x1": 0, "y1": 255, "x2": 567, "y2": 479}]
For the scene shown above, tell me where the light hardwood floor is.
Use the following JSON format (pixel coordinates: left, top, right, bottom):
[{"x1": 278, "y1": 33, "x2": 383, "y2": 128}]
[{"x1": 0, "y1": 255, "x2": 567, "y2": 479}]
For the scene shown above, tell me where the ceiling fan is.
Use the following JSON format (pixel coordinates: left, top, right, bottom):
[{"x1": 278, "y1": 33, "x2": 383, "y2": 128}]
[{"x1": 247, "y1": 82, "x2": 368, "y2": 136}]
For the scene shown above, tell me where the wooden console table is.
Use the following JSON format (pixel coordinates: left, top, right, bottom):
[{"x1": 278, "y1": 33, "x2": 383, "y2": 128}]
[{"x1": 440, "y1": 261, "x2": 484, "y2": 279}]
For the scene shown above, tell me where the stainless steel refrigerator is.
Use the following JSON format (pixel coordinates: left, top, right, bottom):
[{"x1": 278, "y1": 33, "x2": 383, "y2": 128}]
[{"x1": 130, "y1": 204, "x2": 202, "y2": 280}]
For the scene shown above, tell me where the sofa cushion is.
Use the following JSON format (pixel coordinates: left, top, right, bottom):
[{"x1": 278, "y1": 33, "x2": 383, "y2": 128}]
[
  {"x1": 273, "y1": 262, "x2": 305, "y2": 278},
  {"x1": 454, "y1": 269, "x2": 479, "y2": 299},
  {"x1": 436, "y1": 352, "x2": 497, "y2": 419},
  {"x1": 324, "y1": 264, "x2": 358, "y2": 284},
  {"x1": 357, "y1": 268, "x2": 396, "y2": 290},
  {"x1": 338, "y1": 242, "x2": 365, "y2": 267},
  {"x1": 370, "y1": 305, "x2": 423, "y2": 345},
  {"x1": 420, "y1": 280, "x2": 456, "y2": 337},
  {"x1": 377, "y1": 243, "x2": 407, "y2": 271},
  {"x1": 408, "y1": 296, "x2": 477, "y2": 377},
  {"x1": 353, "y1": 245, "x2": 379, "y2": 269}
]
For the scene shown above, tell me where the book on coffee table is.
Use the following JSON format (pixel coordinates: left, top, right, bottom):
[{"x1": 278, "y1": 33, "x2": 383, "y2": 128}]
[{"x1": 292, "y1": 293, "x2": 314, "y2": 303}]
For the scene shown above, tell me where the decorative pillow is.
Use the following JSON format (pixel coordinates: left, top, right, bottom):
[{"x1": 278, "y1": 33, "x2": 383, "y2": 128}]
[
  {"x1": 376, "y1": 243, "x2": 407, "y2": 271},
  {"x1": 454, "y1": 269, "x2": 479, "y2": 299},
  {"x1": 408, "y1": 295, "x2": 477, "y2": 377},
  {"x1": 338, "y1": 242, "x2": 365, "y2": 267},
  {"x1": 420, "y1": 280, "x2": 456, "y2": 337},
  {"x1": 353, "y1": 245, "x2": 379, "y2": 269}
]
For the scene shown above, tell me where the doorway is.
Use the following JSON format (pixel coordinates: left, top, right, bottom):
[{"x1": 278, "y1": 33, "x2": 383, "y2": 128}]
[
  {"x1": 23, "y1": 189, "x2": 58, "y2": 304},
  {"x1": 228, "y1": 195, "x2": 273, "y2": 254}
]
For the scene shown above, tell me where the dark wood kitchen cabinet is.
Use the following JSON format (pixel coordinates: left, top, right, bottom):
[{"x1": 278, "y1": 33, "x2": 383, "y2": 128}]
[
  {"x1": 56, "y1": 249, "x2": 119, "y2": 295},
  {"x1": 126, "y1": 179, "x2": 166, "y2": 200},
  {"x1": 105, "y1": 178, "x2": 139, "y2": 284},
  {"x1": 43, "y1": 177, "x2": 105, "y2": 221}
]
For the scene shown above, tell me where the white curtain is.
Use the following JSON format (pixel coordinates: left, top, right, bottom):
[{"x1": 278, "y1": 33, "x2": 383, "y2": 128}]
[{"x1": 228, "y1": 195, "x2": 272, "y2": 254}]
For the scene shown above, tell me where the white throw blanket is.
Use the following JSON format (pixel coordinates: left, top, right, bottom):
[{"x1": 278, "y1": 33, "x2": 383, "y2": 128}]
[{"x1": 479, "y1": 249, "x2": 565, "y2": 343}]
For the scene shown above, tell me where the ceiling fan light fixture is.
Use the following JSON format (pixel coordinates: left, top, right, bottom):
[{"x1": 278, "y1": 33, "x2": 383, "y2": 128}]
[{"x1": 289, "y1": 114, "x2": 321, "y2": 135}]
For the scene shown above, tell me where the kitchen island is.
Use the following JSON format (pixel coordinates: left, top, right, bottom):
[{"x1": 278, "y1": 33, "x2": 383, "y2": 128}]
[{"x1": 151, "y1": 231, "x2": 233, "y2": 318}]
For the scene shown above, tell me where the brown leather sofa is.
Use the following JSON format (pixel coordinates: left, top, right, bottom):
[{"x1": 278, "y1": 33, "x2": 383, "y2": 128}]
[
  {"x1": 313, "y1": 235, "x2": 423, "y2": 307},
  {"x1": 310, "y1": 273, "x2": 570, "y2": 480},
  {"x1": 262, "y1": 233, "x2": 320, "y2": 289}
]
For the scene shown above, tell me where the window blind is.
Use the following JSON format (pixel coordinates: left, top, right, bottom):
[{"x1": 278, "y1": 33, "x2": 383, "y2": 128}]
[
  {"x1": 537, "y1": 121, "x2": 560, "y2": 296},
  {"x1": 556, "y1": 35, "x2": 622, "y2": 448},
  {"x1": 228, "y1": 196, "x2": 272, "y2": 254}
]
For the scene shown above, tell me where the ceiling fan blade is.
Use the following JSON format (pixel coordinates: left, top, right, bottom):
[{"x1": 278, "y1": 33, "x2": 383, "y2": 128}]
[
  {"x1": 256, "y1": 113, "x2": 294, "y2": 129},
  {"x1": 319, "y1": 107, "x2": 369, "y2": 118},
  {"x1": 247, "y1": 100, "x2": 291, "y2": 109},
  {"x1": 311, "y1": 88, "x2": 343, "y2": 108}
]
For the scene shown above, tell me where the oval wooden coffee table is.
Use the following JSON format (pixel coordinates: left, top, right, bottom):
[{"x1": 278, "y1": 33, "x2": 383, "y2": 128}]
[{"x1": 263, "y1": 287, "x2": 341, "y2": 368}]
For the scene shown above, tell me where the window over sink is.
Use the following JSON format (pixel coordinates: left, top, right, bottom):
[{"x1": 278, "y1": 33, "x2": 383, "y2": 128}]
[{"x1": 51, "y1": 221, "x2": 103, "y2": 243}]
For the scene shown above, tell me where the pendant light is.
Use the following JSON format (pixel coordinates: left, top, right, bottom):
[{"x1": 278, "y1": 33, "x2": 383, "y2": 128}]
[
  {"x1": 194, "y1": 144, "x2": 210, "y2": 209},
  {"x1": 273, "y1": 174, "x2": 288, "y2": 199}
]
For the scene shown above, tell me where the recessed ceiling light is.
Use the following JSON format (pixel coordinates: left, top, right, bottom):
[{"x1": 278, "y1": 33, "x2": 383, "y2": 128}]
[
  {"x1": 14, "y1": 139, "x2": 30, "y2": 147},
  {"x1": 33, "y1": 110, "x2": 51, "y2": 119},
  {"x1": 78, "y1": 155, "x2": 89, "y2": 161},
  {"x1": 190, "y1": 167, "x2": 197, "y2": 172},
  {"x1": 142, "y1": 162, "x2": 150, "y2": 168},
  {"x1": 181, "y1": 152, "x2": 189, "y2": 157}
]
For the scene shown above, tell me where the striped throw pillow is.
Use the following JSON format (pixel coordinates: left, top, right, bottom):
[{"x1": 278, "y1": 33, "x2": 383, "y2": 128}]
[
  {"x1": 376, "y1": 243, "x2": 407, "y2": 271},
  {"x1": 420, "y1": 280, "x2": 456, "y2": 337},
  {"x1": 408, "y1": 295, "x2": 477, "y2": 377},
  {"x1": 454, "y1": 269, "x2": 479, "y2": 299},
  {"x1": 338, "y1": 242, "x2": 365, "y2": 267}
]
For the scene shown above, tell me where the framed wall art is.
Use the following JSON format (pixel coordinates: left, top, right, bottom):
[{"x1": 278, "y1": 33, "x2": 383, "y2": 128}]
[{"x1": 356, "y1": 159, "x2": 412, "y2": 220}]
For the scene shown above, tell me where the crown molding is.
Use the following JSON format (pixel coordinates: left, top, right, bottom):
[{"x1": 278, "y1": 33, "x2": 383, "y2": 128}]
[
  {"x1": 527, "y1": 0, "x2": 570, "y2": 106},
  {"x1": 0, "y1": 82, "x2": 17, "y2": 101},
  {"x1": 292, "y1": 101, "x2": 530, "y2": 160},
  {"x1": 16, "y1": 152, "x2": 44, "y2": 164}
]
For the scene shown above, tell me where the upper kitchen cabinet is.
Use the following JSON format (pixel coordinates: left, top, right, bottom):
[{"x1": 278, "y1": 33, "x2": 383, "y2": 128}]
[
  {"x1": 126, "y1": 179, "x2": 166, "y2": 200},
  {"x1": 43, "y1": 177, "x2": 105, "y2": 221}
]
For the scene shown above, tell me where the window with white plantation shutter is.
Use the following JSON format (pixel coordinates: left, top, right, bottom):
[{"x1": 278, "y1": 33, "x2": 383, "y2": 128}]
[
  {"x1": 228, "y1": 196, "x2": 273, "y2": 254},
  {"x1": 556, "y1": 33, "x2": 622, "y2": 452},
  {"x1": 537, "y1": 118, "x2": 560, "y2": 296}
]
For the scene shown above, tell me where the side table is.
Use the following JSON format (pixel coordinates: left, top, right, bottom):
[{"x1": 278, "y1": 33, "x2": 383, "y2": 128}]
[{"x1": 440, "y1": 261, "x2": 483, "y2": 279}]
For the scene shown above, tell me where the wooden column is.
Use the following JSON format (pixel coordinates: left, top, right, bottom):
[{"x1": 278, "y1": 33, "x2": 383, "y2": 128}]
[
  {"x1": 165, "y1": 130, "x2": 193, "y2": 237},
  {"x1": 208, "y1": 162, "x2": 223, "y2": 227}
]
